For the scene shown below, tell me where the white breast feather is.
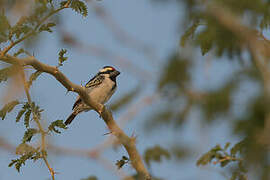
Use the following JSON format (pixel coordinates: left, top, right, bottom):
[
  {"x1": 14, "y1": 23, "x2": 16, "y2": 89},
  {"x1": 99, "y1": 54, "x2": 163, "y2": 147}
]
[{"x1": 88, "y1": 77, "x2": 116, "y2": 104}]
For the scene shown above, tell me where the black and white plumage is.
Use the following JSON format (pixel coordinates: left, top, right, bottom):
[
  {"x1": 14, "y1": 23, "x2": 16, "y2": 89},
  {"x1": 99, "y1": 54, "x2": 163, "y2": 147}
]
[{"x1": 65, "y1": 66, "x2": 120, "y2": 125}]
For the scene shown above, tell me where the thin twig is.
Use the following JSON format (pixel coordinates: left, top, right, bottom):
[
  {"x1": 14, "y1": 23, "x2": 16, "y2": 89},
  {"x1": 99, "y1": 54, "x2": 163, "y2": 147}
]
[
  {"x1": 20, "y1": 68, "x2": 55, "y2": 180},
  {"x1": 1, "y1": 1, "x2": 70, "y2": 56}
]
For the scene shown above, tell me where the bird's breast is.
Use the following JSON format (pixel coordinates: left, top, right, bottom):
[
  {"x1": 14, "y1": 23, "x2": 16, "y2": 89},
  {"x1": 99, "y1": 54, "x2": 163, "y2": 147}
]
[{"x1": 88, "y1": 78, "x2": 116, "y2": 104}]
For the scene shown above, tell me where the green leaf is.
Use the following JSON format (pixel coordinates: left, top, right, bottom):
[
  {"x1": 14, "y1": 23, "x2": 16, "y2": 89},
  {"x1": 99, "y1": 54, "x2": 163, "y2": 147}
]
[
  {"x1": 10, "y1": 143, "x2": 42, "y2": 172},
  {"x1": 39, "y1": 22, "x2": 56, "y2": 33},
  {"x1": 70, "y1": 0, "x2": 88, "y2": 17},
  {"x1": 13, "y1": 25, "x2": 30, "y2": 39},
  {"x1": 230, "y1": 139, "x2": 246, "y2": 156},
  {"x1": 196, "y1": 27, "x2": 214, "y2": 56},
  {"x1": 220, "y1": 160, "x2": 230, "y2": 167},
  {"x1": 224, "y1": 142, "x2": 231, "y2": 150},
  {"x1": 16, "y1": 109, "x2": 27, "y2": 122},
  {"x1": 28, "y1": 71, "x2": 42, "y2": 88},
  {"x1": 14, "y1": 48, "x2": 26, "y2": 57},
  {"x1": 24, "y1": 110, "x2": 32, "y2": 128},
  {"x1": 115, "y1": 159, "x2": 126, "y2": 169},
  {"x1": 144, "y1": 145, "x2": 170, "y2": 167},
  {"x1": 9, "y1": 151, "x2": 34, "y2": 172},
  {"x1": 158, "y1": 54, "x2": 191, "y2": 89},
  {"x1": 16, "y1": 102, "x2": 31, "y2": 123},
  {"x1": 115, "y1": 156, "x2": 129, "y2": 169},
  {"x1": 15, "y1": 143, "x2": 36, "y2": 155},
  {"x1": 8, "y1": 159, "x2": 19, "y2": 169},
  {"x1": 196, "y1": 144, "x2": 222, "y2": 166},
  {"x1": 36, "y1": 0, "x2": 50, "y2": 6},
  {"x1": 0, "y1": 10, "x2": 11, "y2": 43},
  {"x1": 31, "y1": 1, "x2": 49, "y2": 19},
  {"x1": 60, "y1": 0, "x2": 88, "y2": 17},
  {"x1": 10, "y1": 17, "x2": 32, "y2": 39},
  {"x1": 260, "y1": 14, "x2": 270, "y2": 30},
  {"x1": 201, "y1": 81, "x2": 236, "y2": 122},
  {"x1": 200, "y1": 36, "x2": 213, "y2": 56},
  {"x1": 180, "y1": 20, "x2": 200, "y2": 47},
  {"x1": 22, "y1": 128, "x2": 39, "y2": 143},
  {"x1": 0, "y1": 100, "x2": 20, "y2": 120},
  {"x1": 31, "y1": 151, "x2": 42, "y2": 162},
  {"x1": 58, "y1": 48, "x2": 68, "y2": 66},
  {"x1": 30, "y1": 102, "x2": 43, "y2": 119},
  {"x1": 48, "y1": 120, "x2": 67, "y2": 134}
]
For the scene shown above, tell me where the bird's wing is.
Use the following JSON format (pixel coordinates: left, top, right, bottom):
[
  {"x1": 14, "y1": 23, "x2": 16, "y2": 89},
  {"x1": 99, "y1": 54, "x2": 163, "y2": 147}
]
[
  {"x1": 72, "y1": 75, "x2": 104, "y2": 110},
  {"x1": 85, "y1": 75, "x2": 104, "y2": 88}
]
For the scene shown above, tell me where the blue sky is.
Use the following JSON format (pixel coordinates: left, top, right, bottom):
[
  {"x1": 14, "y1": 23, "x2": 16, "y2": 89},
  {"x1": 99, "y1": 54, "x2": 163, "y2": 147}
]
[{"x1": 0, "y1": 1, "x2": 248, "y2": 180}]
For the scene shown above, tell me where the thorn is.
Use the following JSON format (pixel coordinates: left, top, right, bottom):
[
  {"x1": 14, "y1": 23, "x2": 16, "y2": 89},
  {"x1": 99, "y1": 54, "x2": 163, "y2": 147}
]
[
  {"x1": 98, "y1": 105, "x2": 104, "y2": 117},
  {"x1": 49, "y1": 167, "x2": 56, "y2": 176},
  {"x1": 65, "y1": 90, "x2": 70, "y2": 95},
  {"x1": 51, "y1": 168, "x2": 60, "y2": 175},
  {"x1": 131, "y1": 132, "x2": 137, "y2": 143},
  {"x1": 103, "y1": 132, "x2": 112, "y2": 136},
  {"x1": 54, "y1": 67, "x2": 59, "y2": 74}
]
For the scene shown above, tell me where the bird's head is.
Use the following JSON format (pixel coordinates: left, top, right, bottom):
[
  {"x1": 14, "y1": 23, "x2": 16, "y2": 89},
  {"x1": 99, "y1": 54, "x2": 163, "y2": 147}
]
[{"x1": 99, "y1": 66, "x2": 120, "y2": 80}]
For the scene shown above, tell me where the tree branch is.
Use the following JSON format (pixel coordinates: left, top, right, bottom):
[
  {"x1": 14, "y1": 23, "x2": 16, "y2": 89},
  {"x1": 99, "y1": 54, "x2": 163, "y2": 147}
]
[{"x1": 0, "y1": 54, "x2": 151, "y2": 180}]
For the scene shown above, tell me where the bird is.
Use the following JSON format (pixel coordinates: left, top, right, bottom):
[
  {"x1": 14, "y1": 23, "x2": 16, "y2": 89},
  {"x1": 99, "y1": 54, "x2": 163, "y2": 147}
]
[{"x1": 65, "y1": 66, "x2": 120, "y2": 125}]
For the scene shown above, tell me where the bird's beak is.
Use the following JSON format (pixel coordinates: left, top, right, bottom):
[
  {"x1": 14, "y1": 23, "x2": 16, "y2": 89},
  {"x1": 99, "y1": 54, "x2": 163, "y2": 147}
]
[{"x1": 113, "y1": 70, "x2": 120, "y2": 77}]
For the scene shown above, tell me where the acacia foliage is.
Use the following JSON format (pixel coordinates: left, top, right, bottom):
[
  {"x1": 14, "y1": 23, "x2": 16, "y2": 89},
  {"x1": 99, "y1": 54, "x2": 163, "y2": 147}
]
[
  {"x1": 0, "y1": 0, "x2": 84, "y2": 176},
  {"x1": 1, "y1": 0, "x2": 270, "y2": 180},
  {"x1": 146, "y1": 0, "x2": 270, "y2": 179}
]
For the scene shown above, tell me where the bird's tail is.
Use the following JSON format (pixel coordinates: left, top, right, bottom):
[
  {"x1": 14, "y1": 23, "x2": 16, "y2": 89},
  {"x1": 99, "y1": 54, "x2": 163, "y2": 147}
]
[{"x1": 65, "y1": 113, "x2": 77, "y2": 125}]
